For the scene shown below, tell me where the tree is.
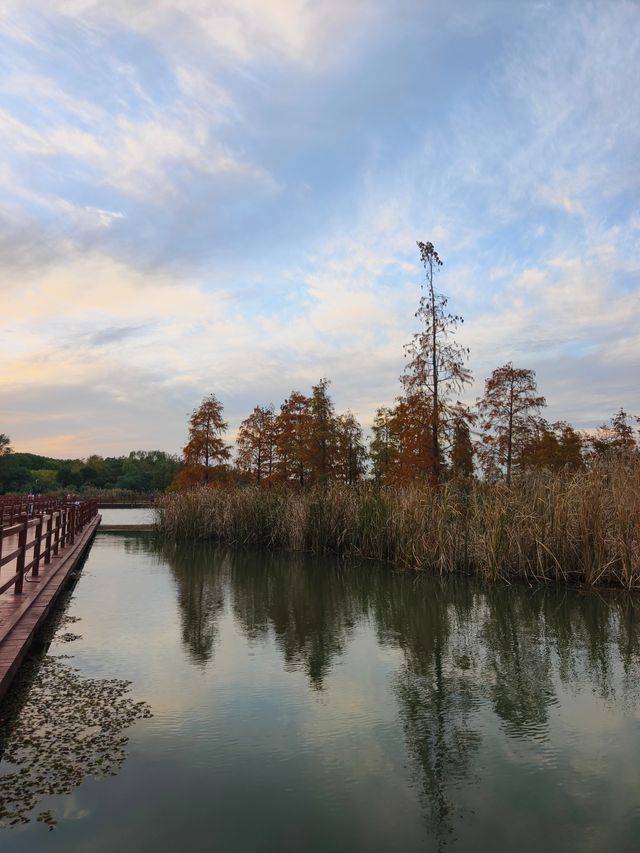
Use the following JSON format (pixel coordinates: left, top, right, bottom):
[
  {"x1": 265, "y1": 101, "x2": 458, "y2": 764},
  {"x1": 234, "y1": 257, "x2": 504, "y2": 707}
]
[
  {"x1": 0, "y1": 433, "x2": 11, "y2": 456},
  {"x1": 236, "y1": 405, "x2": 277, "y2": 484},
  {"x1": 57, "y1": 467, "x2": 82, "y2": 488},
  {"x1": 334, "y1": 412, "x2": 366, "y2": 484},
  {"x1": 588, "y1": 408, "x2": 639, "y2": 458},
  {"x1": 369, "y1": 407, "x2": 399, "y2": 484},
  {"x1": 523, "y1": 421, "x2": 583, "y2": 472},
  {"x1": 402, "y1": 241, "x2": 472, "y2": 480},
  {"x1": 307, "y1": 378, "x2": 337, "y2": 486},
  {"x1": 477, "y1": 363, "x2": 546, "y2": 484},
  {"x1": 183, "y1": 394, "x2": 231, "y2": 483},
  {"x1": 450, "y1": 417, "x2": 475, "y2": 478},
  {"x1": 387, "y1": 391, "x2": 435, "y2": 485},
  {"x1": 275, "y1": 391, "x2": 311, "y2": 486}
]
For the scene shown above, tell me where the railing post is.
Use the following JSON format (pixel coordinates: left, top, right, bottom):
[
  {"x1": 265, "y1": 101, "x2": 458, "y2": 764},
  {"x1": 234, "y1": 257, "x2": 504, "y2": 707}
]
[
  {"x1": 32, "y1": 516, "x2": 42, "y2": 578},
  {"x1": 15, "y1": 520, "x2": 27, "y2": 594},
  {"x1": 54, "y1": 511, "x2": 61, "y2": 554},
  {"x1": 45, "y1": 514, "x2": 53, "y2": 564},
  {"x1": 69, "y1": 507, "x2": 76, "y2": 545}
]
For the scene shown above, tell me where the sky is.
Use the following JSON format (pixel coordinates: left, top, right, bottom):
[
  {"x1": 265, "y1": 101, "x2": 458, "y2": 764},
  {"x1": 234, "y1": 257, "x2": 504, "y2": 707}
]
[{"x1": 1, "y1": 0, "x2": 639, "y2": 458}]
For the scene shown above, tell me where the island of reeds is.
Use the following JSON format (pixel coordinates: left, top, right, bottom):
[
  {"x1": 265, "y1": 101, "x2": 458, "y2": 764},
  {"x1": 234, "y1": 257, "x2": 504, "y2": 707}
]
[{"x1": 154, "y1": 242, "x2": 640, "y2": 589}]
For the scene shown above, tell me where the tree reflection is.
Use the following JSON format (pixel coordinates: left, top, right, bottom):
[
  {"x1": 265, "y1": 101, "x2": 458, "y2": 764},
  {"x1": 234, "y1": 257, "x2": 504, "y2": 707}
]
[
  {"x1": 228, "y1": 550, "x2": 360, "y2": 690},
  {"x1": 160, "y1": 541, "x2": 229, "y2": 665},
  {"x1": 145, "y1": 538, "x2": 640, "y2": 843},
  {"x1": 480, "y1": 589, "x2": 554, "y2": 738},
  {"x1": 374, "y1": 577, "x2": 482, "y2": 846}
]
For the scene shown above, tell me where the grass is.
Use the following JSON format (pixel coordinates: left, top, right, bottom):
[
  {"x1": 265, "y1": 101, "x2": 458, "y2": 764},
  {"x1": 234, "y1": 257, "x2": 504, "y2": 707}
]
[{"x1": 156, "y1": 456, "x2": 640, "y2": 588}]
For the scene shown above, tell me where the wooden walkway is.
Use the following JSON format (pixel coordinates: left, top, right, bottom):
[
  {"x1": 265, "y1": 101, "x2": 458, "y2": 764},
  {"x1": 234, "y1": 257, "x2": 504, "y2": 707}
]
[{"x1": 0, "y1": 499, "x2": 99, "y2": 701}]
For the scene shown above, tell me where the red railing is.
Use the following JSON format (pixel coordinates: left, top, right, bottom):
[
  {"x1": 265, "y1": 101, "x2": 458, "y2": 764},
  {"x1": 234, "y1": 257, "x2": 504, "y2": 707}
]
[{"x1": 0, "y1": 498, "x2": 98, "y2": 596}]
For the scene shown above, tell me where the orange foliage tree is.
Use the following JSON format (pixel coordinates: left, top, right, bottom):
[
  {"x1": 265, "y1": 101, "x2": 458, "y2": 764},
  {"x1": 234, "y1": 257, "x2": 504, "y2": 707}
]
[
  {"x1": 236, "y1": 405, "x2": 278, "y2": 484},
  {"x1": 275, "y1": 391, "x2": 312, "y2": 486},
  {"x1": 181, "y1": 393, "x2": 231, "y2": 485},
  {"x1": 384, "y1": 392, "x2": 435, "y2": 485}
]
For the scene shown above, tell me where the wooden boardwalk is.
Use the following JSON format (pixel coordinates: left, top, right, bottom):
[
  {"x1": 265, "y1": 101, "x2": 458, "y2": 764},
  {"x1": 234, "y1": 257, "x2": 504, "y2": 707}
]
[{"x1": 0, "y1": 499, "x2": 99, "y2": 701}]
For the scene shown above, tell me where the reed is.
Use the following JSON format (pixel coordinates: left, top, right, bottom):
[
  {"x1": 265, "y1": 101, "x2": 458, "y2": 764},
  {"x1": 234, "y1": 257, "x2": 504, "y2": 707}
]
[{"x1": 156, "y1": 456, "x2": 640, "y2": 588}]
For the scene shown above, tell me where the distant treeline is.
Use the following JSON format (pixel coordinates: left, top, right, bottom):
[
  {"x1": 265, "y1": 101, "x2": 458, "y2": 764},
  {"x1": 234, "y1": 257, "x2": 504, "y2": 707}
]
[{"x1": 0, "y1": 448, "x2": 180, "y2": 495}]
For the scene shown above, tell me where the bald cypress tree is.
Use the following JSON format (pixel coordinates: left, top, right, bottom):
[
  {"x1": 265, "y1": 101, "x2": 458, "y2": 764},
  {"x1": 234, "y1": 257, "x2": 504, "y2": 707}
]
[
  {"x1": 402, "y1": 241, "x2": 472, "y2": 480},
  {"x1": 477, "y1": 364, "x2": 546, "y2": 484},
  {"x1": 183, "y1": 394, "x2": 231, "y2": 483}
]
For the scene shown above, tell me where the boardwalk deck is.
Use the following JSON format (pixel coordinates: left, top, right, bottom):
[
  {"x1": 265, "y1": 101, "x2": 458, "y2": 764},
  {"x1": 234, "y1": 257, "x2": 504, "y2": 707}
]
[{"x1": 0, "y1": 515, "x2": 100, "y2": 701}]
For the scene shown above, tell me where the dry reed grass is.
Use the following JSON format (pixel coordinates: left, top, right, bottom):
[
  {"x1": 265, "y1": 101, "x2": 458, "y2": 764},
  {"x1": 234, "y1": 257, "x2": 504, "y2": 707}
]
[{"x1": 156, "y1": 457, "x2": 640, "y2": 588}]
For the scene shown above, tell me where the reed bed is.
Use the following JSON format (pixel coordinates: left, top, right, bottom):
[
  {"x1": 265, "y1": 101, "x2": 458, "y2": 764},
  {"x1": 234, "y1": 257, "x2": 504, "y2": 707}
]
[{"x1": 156, "y1": 457, "x2": 640, "y2": 588}]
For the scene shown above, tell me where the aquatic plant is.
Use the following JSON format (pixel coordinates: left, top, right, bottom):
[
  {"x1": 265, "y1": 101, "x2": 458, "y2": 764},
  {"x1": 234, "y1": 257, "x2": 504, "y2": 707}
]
[{"x1": 156, "y1": 456, "x2": 640, "y2": 588}]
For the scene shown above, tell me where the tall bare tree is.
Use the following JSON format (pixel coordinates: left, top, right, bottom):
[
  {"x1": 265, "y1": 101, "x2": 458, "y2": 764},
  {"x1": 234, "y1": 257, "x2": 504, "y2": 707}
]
[
  {"x1": 477, "y1": 363, "x2": 546, "y2": 484},
  {"x1": 402, "y1": 241, "x2": 472, "y2": 480}
]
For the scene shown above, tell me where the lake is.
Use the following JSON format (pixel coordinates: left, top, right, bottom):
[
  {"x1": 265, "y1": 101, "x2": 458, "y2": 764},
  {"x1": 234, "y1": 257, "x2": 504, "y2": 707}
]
[{"x1": 1, "y1": 532, "x2": 639, "y2": 851}]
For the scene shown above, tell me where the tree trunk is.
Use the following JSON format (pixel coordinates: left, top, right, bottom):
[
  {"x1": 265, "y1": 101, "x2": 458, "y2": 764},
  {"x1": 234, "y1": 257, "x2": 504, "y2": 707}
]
[{"x1": 429, "y1": 260, "x2": 440, "y2": 479}]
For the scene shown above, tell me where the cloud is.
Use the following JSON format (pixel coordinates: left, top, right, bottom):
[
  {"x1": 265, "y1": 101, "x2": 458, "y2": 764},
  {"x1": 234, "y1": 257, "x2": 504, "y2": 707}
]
[
  {"x1": 25, "y1": 0, "x2": 375, "y2": 68},
  {"x1": 0, "y1": 0, "x2": 639, "y2": 455}
]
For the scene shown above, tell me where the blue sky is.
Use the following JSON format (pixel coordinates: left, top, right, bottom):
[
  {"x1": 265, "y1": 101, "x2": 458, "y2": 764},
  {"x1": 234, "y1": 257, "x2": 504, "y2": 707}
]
[{"x1": 1, "y1": 0, "x2": 639, "y2": 456}]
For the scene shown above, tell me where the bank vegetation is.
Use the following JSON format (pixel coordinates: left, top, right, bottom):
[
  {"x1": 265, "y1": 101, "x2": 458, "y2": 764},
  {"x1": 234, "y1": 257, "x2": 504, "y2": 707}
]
[{"x1": 157, "y1": 454, "x2": 640, "y2": 589}]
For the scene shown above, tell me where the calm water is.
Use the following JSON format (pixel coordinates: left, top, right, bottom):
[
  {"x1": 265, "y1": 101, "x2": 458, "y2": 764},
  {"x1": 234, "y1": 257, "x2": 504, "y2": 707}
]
[
  {"x1": 98, "y1": 507, "x2": 156, "y2": 525},
  {"x1": 1, "y1": 534, "x2": 639, "y2": 852}
]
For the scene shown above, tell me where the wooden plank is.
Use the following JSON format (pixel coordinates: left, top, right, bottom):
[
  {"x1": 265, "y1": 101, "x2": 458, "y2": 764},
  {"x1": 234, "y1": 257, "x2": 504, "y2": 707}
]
[{"x1": 0, "y1": 516, "x2": 100, "y2": 701}]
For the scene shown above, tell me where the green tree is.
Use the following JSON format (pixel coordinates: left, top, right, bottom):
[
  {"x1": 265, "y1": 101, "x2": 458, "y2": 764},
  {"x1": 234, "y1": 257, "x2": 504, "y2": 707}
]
[
  {"x1": 334, "y1": 411, "x2": 366, "y2": 484},
  {"x1": 450, "y1": 417, "x2": 475, "y2": 478},
  {"x1": 369, "y1": 407, "x2": 399, "y2": 484},
  {"x1": 0, "y1": 434, "x2": 11, "y2": 456},
  {"x1": 523, "y1": 421, "x2": 583, "y2": 471}
]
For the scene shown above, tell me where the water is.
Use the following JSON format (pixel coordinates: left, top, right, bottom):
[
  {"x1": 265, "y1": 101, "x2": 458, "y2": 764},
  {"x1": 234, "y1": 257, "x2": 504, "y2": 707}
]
[
  {"x1": 98, "y1": 507, "x2": 156, "y2": 525},
  {"x1": 1, "y1": 534, "x2": 639, "y2": 852}
]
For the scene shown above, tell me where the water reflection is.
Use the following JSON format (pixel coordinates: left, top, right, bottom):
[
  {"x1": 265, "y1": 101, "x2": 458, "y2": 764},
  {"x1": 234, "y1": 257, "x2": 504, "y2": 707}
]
[
  {"x1": 163, "y1": 542, "x2": 360, "y2": 688},
  {"x1": 0, "y1": 585, "x2": 152, "y2": 829},
  {"x1": 150, "y1": 540, "x2": 640, "y2": 844}
]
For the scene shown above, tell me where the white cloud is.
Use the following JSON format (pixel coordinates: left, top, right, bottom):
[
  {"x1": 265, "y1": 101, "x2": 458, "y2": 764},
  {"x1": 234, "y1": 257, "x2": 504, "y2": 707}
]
[{"x1": 2, "y1": 0, "x2": 375, "y2": 69}]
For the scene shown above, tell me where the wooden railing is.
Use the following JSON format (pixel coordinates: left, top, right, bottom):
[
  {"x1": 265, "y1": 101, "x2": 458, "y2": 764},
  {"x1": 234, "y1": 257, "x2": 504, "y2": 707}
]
[
  {"x1": 94, "y1": 494, "x2": 157, "y2": 507},
  {"x1": 0, "y1": 498, "x2": 98, "y2": 597}
]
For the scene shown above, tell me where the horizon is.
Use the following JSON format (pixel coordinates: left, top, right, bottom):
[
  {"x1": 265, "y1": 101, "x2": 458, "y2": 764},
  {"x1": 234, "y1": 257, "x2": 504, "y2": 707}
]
[{"x1": 2, "y1": 1, "x2": 639, "y2": 458}]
